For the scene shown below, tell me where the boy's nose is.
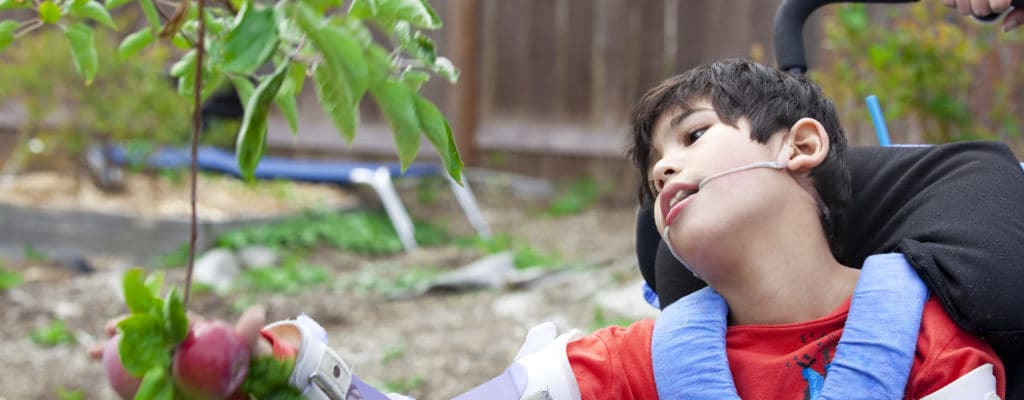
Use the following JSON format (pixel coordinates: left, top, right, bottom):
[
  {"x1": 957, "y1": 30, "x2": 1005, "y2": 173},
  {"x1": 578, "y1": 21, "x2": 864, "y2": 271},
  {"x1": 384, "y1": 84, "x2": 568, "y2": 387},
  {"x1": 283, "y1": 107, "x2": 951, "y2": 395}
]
[{"x1": 652, "y1": 161, "x2": 678, "y2": 193}]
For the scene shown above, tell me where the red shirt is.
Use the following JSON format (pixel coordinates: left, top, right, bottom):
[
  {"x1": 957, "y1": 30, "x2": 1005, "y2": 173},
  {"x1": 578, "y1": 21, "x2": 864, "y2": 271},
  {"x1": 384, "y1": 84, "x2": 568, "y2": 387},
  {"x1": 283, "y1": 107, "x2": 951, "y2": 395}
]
[{"x1": 566, "y1": 297, "x2": 1004, "y2": 400}]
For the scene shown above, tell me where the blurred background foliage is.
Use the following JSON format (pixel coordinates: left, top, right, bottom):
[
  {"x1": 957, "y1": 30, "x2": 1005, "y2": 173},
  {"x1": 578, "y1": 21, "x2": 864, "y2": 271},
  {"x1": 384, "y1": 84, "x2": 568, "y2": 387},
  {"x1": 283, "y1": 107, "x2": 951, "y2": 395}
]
[
  {"x1": 0, "y1": 16, "x2": 238, "y2": 169},
  {"x1": 813, "y1": 2, "x2": 1024, "y2": 146}
]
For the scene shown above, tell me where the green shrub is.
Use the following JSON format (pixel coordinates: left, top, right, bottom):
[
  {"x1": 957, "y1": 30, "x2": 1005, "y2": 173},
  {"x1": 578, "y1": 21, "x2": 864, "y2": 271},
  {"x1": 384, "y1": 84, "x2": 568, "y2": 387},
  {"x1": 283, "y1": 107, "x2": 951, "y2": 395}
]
[
  {"x1": 0, "y1": 24, "x2": 190, "y2": 163},
  {"x1": 814, "y1": 3, "x2": 1024, "y2": 144}
]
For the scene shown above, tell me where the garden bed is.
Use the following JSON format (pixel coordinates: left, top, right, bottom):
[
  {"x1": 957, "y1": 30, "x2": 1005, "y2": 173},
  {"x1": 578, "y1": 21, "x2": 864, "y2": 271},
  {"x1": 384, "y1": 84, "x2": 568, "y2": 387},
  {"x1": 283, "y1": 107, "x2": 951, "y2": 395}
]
[{"x1": 0, "y1": 171, "x2": 360, "y2": 261}]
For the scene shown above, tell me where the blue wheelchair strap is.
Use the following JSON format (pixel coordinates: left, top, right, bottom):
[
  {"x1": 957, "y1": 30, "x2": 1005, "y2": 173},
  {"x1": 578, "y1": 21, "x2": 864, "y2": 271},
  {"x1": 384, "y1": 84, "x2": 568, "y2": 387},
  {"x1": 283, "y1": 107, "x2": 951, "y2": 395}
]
[
  {"x1": 652, "y1": 253, "x2": 927, "y2": 400},
  {"x1": 817, "y1": 253, "x2": 927, "y2": 399},
  {"x1": 652, "y1": 286, "x2": 739, "y2": 399}
]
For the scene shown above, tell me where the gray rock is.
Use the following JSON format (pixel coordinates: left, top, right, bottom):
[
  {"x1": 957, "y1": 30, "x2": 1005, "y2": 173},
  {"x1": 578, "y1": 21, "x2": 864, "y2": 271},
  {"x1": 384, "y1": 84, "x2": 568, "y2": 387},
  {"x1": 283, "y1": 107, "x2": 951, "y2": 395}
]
[
  {"x1": 425, "y1": 252, "x2": 515, "y2": 292},
  {"x1": 593, "y1": 279, "x2": 661, "y2": 321},
  {"x1": 193, "y1": 248, "x2": 241, "y2": 293},
  {"x1": 237, "y1": 245, "x2": 279, "y2": 269}
]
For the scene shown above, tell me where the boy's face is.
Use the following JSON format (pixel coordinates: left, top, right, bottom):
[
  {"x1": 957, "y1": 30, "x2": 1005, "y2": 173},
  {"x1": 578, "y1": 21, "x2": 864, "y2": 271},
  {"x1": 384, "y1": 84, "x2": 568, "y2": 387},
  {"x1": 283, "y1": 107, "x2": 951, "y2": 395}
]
[{"x1": 649, "y1": 99, "x2": 791, "y2": 275}]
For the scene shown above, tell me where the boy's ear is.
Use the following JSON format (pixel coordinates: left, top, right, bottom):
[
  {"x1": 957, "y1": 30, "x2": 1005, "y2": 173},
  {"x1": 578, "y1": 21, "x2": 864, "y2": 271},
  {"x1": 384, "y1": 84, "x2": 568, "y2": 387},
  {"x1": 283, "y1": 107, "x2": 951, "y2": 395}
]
[{"x1": 782, "y1": 117, "x2": 829, "y2": 172}]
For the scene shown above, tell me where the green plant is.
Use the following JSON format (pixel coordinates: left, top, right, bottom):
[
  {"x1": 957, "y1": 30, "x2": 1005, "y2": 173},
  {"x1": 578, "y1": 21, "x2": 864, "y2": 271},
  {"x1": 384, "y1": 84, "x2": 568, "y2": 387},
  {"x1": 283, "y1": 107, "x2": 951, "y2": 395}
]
[
  {"x1": 814, "y1": 3, "x2": 1024, "y2": 143},
  {"x1": 546, "y1": 178, "x2": 603, "y2": 216},
  {"x1": 380, "y1": 342, "x2": 405, "y2": 365},
  {"x1": 22, "y1": 243, "x2": 47, "y2": 263},
  {"x1": 55, "y1": 387, "x2": 85, "y2": 400},
  {"x1": 236, "y1": 258, "x2": 330, "y2": 293},
  {"x1": 381, "y1": 376, "x2": 425, "y2": 394},
  {"x1": 349, "y1": 266, "x2": 437, "y2": 297},
  {"x1": 456, "y1": 234, "x2": 564, "y2": 270},
  {"x1": 588, "y1": 307, "x2": 634, "y2": 333},
  {"x1": 0, "y1": 264, "x2": 23, "y2": 290},
  {"x1": 0, "y1": 26, "x2": 191, "y2": 162},
  {"x1": 30, "y1": 319, "x2": 77, "y2": 347},
  {"x1": 216, "y1": 210, "x2": 450, "y2": 255}
]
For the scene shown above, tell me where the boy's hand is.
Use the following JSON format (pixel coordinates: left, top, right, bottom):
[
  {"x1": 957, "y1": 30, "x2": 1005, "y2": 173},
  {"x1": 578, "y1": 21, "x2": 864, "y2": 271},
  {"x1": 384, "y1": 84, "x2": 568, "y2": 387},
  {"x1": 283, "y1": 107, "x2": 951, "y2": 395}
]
[{"x1": 942, "y1": 0, "x2": 1024, "y2": 31}]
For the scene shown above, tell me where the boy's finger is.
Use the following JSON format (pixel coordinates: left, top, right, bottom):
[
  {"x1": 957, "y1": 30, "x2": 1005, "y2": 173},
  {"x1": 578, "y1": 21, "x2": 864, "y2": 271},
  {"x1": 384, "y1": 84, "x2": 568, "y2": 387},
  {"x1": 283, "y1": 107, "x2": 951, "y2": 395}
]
[
  {"x1": 86, "y1": 342, "x2": 106, "y2": 360},
  {"x1": 234, "y1": 305, "x2": 267, "y2": 352},
  {"x1": 104, "y1": 315, "x2": 128, "y2": 337}
]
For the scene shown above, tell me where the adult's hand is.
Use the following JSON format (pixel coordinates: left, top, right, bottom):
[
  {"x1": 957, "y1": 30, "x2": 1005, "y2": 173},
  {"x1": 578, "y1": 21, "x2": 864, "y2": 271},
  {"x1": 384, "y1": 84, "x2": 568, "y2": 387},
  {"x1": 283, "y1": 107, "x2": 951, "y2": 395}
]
[{"x1": 943, "y1": 0, "x2": 1024, "y2": 31}]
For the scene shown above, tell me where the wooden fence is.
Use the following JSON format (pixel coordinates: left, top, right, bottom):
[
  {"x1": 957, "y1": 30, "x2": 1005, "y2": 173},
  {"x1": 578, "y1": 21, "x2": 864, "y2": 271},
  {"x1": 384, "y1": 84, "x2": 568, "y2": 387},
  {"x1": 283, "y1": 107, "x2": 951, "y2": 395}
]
[{"x1": 266, "y1": 0, "x2": 786, "y2": 186}]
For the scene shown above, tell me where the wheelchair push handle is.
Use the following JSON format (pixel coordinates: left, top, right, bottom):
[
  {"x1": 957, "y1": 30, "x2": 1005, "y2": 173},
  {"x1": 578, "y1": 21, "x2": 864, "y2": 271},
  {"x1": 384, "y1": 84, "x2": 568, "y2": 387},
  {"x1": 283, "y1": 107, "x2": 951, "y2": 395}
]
[{"x1": 773, "y1": 0, "x2": 1024, "y2": 74}]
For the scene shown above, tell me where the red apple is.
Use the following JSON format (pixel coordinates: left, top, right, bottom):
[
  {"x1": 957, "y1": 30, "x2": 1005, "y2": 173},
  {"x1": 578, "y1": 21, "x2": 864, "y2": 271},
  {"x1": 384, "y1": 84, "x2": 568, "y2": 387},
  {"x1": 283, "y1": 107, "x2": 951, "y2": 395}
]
[
  {"x1": 102, "y1": 334, "x2": 143, "y2": 400},
  {"x1": 172, "y1": 320, "x2": 251, "y2": 400}
]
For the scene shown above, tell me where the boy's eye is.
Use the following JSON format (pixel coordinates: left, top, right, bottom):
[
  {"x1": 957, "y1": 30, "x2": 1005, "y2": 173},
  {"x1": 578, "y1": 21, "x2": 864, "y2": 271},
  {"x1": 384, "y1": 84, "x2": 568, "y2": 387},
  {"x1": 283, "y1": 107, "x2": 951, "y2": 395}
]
[{"x1": 685, "y1": 127, "x2": 707, "y2": 145}]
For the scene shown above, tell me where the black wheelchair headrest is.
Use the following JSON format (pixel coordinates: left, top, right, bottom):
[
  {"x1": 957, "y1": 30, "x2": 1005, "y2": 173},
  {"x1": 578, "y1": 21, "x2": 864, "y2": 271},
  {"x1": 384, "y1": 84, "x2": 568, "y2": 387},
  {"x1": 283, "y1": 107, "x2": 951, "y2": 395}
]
[{"x1": 636, "y1": 141, "x2": 1024, "y2": 343}]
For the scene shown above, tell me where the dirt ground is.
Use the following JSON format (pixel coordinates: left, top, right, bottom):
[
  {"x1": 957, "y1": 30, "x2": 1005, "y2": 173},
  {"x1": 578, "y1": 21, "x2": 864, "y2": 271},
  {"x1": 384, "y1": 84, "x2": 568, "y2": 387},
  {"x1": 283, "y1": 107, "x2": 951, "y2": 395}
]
[{"x1": 0, "y1": 171, "x2": 645, "y2": 400}]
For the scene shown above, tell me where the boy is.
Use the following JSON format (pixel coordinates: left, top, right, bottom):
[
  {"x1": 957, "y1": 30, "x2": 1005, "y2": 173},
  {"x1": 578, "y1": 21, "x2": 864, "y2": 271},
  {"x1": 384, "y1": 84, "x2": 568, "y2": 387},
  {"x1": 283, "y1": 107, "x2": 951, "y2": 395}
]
[
  {"x1": 98, "y1": 59, "x2": 1005, "y2": 400},
  {"x1": 601, "y1": 58, "x2": 1004, "y2": 399}
]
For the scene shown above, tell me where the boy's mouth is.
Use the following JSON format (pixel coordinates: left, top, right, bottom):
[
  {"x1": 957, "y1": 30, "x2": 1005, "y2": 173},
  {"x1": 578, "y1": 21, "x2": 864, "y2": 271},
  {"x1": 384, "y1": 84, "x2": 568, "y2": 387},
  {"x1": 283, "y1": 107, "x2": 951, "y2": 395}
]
[{"x1": 659, "y1": 182, "x2": 698, "y2": 227}]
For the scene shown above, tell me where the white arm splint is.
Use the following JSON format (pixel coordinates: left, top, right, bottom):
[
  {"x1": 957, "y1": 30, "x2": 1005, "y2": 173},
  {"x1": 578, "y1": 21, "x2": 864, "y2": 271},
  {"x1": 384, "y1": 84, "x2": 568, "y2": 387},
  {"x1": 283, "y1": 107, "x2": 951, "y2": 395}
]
[
  {"x1": 920, "y1": 363, "x2": 1000, "y2": 400},
  {"x1": 264, "y1": 315, "x2": 354, "y2": 400},
  {"x1": 512, "y1": 322, "x2": 584, "y2": 400}
]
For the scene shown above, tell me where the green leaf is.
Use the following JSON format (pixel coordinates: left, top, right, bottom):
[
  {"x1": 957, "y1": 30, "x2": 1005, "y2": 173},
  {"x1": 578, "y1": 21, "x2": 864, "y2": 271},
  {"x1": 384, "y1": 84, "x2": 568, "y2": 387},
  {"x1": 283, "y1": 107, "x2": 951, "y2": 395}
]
[
  {"x1": 294, "y1": 3, "x2": 369, "y2": 92},
  {"x1": 0, "y1": 265, "x2": 22, "y2": 290},
  {"x1": 134, "y1": 366, "x2": 174, "y2": 400},
  {"x1": 117, "y1": 314, "x2": 171, "y2": 376},
  {"x1": 413, "y1": 94, "x2": 462, "y2": 181},
  {"x1": 171, "y1": 33, "x2": 189, "y2": 49},
  {"x1": 312, "y1": 65, "x2": 358, "y2": 142},
  {"x1": 169, "y1": 49, "x2": 196, "y2": 77},
  {"x1": 348, "y1": 0, "x2": 377, "y2": 18},
  {"x1": 118, "y1": 28, "x2": 154, "y2": 60},
  {"x1": 162, "y1": 287, "x2": 188, "y2": 342},
  {"x1": 432, "y1": 56, "x2": 458, "y2": 84},
  {"x1": 295, "y1": 2, "x2": 369, "y2": 141},
  {"x1": 300, "y1": 0, "x2": 343, "y2": 13},
  {"x1": 274, "y1": 62, "x2": 305, "y2": 135},
  {"x1": 393, "y1": 21, "x2": 436, "y2": 64},
  {"x1": 221, "y1": 1, "x2": 279, "y2": 74},
  {"x1": 30, "y1": 319, "x2": 77, "y2": 347},
  {"x1": 0, "y1": 0, "x2": 31, "y2": 11},
  {"x1": 64, "y1": 23, "x2": 98, "y2": 85},
  {"x1": 240, "y1": 356, "x2": 302, "y2": 398},
  {"x1": 104, "y1": 0, "x2": 132, "y2": 10},
  {"x1": 400, "y1": 69, "x2": 429, "y2": 90},
  {"x1": 375, "y1": 0, "x2": 441, "y2": 29},
  {"x1": 0, "y1": 20, "x2": 17, "y2": 52},
  {"x1": 230, "y1": 75, "x2": 256, "y2": 105},
  {"x1": 236, "y1": 62, "x2": 289, "y2": 181},
  {"x1": 139, "y1": 0, "x2": 161, "y2": 34},
  {"x1": 69, "y1": 1, "x2": 115, "y2": 28},
  {"x1": 122, "y1": 268, "x2": 155, "y2": 314},
  {"x1": 143, "y1": 270, "x2": 164, "y2": 294},
  {"x1": 275, "y1": 94, "x2": 299, "y2": 136},
  {"x1": 370, "y1": 79, "x2": 421, "y2": 169},
  {"x1": 38, "y1": 1, "x2": 62, "y2": 24}
]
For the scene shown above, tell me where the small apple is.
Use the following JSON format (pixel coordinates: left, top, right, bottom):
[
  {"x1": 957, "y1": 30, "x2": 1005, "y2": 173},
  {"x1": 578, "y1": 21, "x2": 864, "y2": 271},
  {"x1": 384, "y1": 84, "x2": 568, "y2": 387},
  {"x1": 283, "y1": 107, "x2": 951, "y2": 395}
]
[
  {"x1": 102, "y1": 334, "x2": 143, "y2": 400},
  {"x1": 172, "y1": 320, "x2": 251, "y2": 400}
]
